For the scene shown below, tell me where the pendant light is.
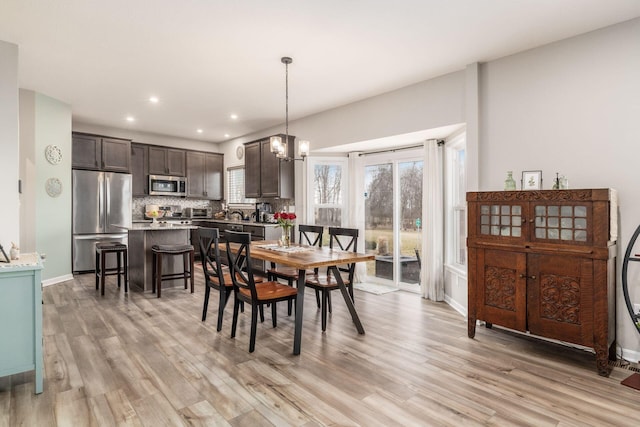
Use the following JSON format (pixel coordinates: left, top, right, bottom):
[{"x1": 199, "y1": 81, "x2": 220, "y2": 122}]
[{"x1": 269, "y1": 56, "x2": 309, "y2": 161}]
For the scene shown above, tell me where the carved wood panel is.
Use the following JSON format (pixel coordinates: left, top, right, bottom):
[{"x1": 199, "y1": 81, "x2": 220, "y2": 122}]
[
  {"x1": 540, "y1": 273, "x2": 580, "y2": 325},
  {"x1": 484, "y1": 266, "x2": 516, "y2": 311}
]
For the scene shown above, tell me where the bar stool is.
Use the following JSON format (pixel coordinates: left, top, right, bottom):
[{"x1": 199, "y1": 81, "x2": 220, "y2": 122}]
[
  {"x1": 95, "y1": 243, "x2": 128, "y2": 296},
  {"x1": 151, "y1": 244, "x2": 195, "y2": 298}
]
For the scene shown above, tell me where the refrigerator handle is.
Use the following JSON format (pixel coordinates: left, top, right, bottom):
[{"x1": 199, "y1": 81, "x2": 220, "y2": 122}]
[
  {"x1": 105, "y1": 176, "x2": 111, "y2": 222},
  {"x1": 99, "y1": 177, "x2": 105, "y2": 230}
]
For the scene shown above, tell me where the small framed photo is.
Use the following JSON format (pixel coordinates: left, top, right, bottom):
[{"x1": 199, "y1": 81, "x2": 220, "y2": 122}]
[{"x1": 522, "y1": 170, "x2": 543, "y2": 190}]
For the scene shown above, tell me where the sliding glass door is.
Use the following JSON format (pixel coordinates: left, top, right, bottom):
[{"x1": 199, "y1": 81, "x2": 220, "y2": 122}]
[{"x1": 363, "y1": 149, "x2": 423, "y2": 292}]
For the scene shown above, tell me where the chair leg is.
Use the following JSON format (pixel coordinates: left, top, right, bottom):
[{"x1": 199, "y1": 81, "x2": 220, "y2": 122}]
[
  {"x1": 216, "y1": 288, "x2": 227, "y2": 332},
  {"x1": 189, "y1": 250, "x2": 195, "y2": 293},
  {"x1": 287, "y1": 278, "x2": 294, "y2": 316},
  {"x1": 272, "y1": 302, "x2": 277, "y2": 328},
  {"x1": 231, "y1": 295, "x2": 240, "y2": 339},
  {"x1": 152, "y1": 252, "x2": 157, "y2": 294},
  {"x1": 156, "y1": 254, "x2": 162, "y2": 298},
  {"x1": 117, "y1": 252, "x2": 122, "y2": 288},
  {"x1": 259, "y1": 304, "x2": 265, "y2": 323},
  {"x1": 123, "y1": 249, "x2": 128, "y2": 293},
  {"x1": 249, "y1": 304, "x2": 258, "y2": 353},
  {"x1": 101, "y1": 251, "x2": 106, "y2": 296},
  {"x1": 315, "y1": 289, "x2": 321, "y2": 308},
  {"x1": 321, "y1": 290, "x2": 328, "y2": 332},
  {"x1": 183, "y1": 252, "x2": 188, "y2": 289},
  {"x1": 95, "y1": 251, "x2": 99, "y2": 290},
  {"x1": 202, "y1": 286, "x2": 211, "y2": 321},
  {"x1": 327, "y1": 291, "x2": 332, "y2": 313}
]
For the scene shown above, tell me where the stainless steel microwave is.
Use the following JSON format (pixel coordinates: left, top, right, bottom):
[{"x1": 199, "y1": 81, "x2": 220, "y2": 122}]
[{"x1": 149, "y1": 175, "x2": 187, "y2": 196}]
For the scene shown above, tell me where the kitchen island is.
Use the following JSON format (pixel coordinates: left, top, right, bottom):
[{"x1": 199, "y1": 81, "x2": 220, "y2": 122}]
[{"x1": 118, "y1": 223, "x2": 198, "y2": 292}]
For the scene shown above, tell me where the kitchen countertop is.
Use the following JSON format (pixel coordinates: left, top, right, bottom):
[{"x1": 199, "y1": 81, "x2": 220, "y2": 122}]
[
  {"x1": 115, "y1": 223, "x2": 199, "y2": 231},
  {"x1": 131, "y1": 218, "x2": 282, "y2": 228}
]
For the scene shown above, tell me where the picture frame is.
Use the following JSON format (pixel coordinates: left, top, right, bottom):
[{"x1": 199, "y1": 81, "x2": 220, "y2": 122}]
[
  {"x1": 0, "y1": 244, "x2": 9, "y2": 263},
  {"x1": 522, "y1": 170, "x2": 543, "y2": 190}
]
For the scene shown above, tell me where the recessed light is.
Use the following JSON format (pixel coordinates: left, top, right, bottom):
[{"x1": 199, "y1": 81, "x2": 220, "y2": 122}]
[
  {"x1": 126, "y1": 116, "x2": 135, "y2": 122},
  {"x1": 197, "y1": 129, "x2": 203, "y2": 134},
  {"x1": 149, "y1": 96, "x2": 159, "y2": 104},
  {"x1": 224, "y1": 133, "x2": 230, "y2": 138},
  {"x1": 230, "y1": 114, "x2": 238, "y2": 120}
]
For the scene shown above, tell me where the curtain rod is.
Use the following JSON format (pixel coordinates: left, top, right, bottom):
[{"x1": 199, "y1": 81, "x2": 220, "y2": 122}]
[{"x1": 357, "y1": 140, "x2": 444, "y2": 157}]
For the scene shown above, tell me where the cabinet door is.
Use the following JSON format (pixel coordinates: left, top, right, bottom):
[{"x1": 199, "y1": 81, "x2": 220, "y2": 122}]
[
  {"x1": 167, "y1": 149, "x2": 186, "y2": 176},
  {"x1": 476, "y1": 249, "x2": 527, "y2": 332},
  {"x1": 72, "y1": 134, "x2": 101, "y2": 170},
  {"x1": 101, "y1": 138, "x2": 131, "y2": 172},
  {"x1": 474, "y1": 202, "x2": 527, "y2": 242},
  {"x1": 529, "y1": 202, "x2": 592, "y2": 245},
  {"x1": 244, "y1": 142, "x2": 261, "y2": 198},
  {"x1": 260, "y1": 139, "x2": 280, "y2": 197},
  {"x1": 131, "y1": 143, "x2": 148, "y2": 196},
  {"x1": 148, "y1": 147, "x2": 167, "y2": 175},
  {"x1": 186, "y1": 151, "x2": 205, "y2": 197},
  {"x1": 527, "y1": 254, "x2": 593, "y2": 346},
  {"x1": 204, "y1": 153, "x2": 223, "y2": 200}
]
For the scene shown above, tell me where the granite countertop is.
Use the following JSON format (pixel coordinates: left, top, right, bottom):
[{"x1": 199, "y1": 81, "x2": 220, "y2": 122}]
[
  {"x1": 116, "y1": 224, "x2": 199, "y2": 231},
  {"x1": 193, "y1": 218, "x2": 281, "y2": 228}
]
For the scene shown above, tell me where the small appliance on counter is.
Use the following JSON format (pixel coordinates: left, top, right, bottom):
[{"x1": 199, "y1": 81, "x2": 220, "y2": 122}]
[
  {"x1": 255, "y1": 202, "x2": 273, "y2": 223},
  {"x1": 184, "y1": 207, "x2": 212, "y2": 219}
]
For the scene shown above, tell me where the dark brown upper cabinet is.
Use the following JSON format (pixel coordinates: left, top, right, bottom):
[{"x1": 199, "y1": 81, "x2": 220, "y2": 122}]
[
  {"x1": 131, "y1": 143, "x2": 149, "y2": 196},
  {"x1": 148, "y1": 146, "x2": 186, "y2": 176},
  {"x1": 244, "y1": 135, "x2": 294, "y2": 199},
  {"x1": 186, "y1": 151, "x2": 223, "y2": 200},
  {"x1": 72, "y1": 132, "x2": 131, "y2": 173}
]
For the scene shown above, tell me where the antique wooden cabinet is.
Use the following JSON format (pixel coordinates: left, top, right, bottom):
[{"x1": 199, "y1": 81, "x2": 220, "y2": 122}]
[{"x1": 467, "y1": 189, "x2": 617, "y2": 376}]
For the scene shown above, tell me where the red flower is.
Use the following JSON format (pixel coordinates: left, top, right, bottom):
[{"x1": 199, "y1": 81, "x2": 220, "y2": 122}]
[{"x1": 274, "y1": 212, "x2": 296, "y2": 228}]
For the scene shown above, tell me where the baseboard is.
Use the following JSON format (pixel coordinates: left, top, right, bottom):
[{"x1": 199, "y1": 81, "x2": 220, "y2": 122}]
[
  {"x1": 619, "y1": 346, "x2": 640, "y2": 364},
  {"x1": 444, "y1": 294, "x2": 467, "y2": 317},
  {"x1": 42, "y1": 274, "x2": 74, "y2": 287}
]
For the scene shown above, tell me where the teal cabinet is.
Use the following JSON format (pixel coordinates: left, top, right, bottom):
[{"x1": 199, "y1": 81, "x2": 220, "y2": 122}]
[{"x1": 0, "y1": 254, "x2": 43, "y2": 394}]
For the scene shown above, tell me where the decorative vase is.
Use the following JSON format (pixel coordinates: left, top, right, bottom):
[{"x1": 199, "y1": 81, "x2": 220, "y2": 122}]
[
  {"x1": 280, "y1": 227, "x2": 291, "y2": 247},
  {"x1": 504, "y1": 171, "x2": 517, "y2": 191}
]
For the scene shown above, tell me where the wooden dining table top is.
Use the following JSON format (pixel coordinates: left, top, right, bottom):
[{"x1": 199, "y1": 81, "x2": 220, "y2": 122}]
[{"x1": 248, "y1": 240, "x2": 375, "y2": 269}]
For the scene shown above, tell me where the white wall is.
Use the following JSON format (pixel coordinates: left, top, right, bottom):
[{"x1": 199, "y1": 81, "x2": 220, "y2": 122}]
[
  {"x1": 478, "y1": 18, "x2": 640, "y2": 359},
  {"x1": 0, "y1": 41, "x2": 19, "y2": 252},
  {"x1": 20, "y1": 90, "x2": 73, "y2": 282}
]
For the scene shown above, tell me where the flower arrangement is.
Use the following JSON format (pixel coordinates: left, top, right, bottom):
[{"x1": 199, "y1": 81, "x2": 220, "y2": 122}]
[{"x1": 274, "y1": 212, "x2": 296, "y2": 246}]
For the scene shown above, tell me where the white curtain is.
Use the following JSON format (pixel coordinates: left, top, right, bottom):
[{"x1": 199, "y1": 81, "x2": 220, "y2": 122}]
[
  {"x1": 348, "y1": 152, "x2": 366, "y2": 283},
  {"x1": 422, "y1": 140, "x2": 445, "y2": 301}
]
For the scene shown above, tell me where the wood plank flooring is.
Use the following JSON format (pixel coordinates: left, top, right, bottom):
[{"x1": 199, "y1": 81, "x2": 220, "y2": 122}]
[{"x1": 2, "y1": 268, "x2": 640, "y2": 426}]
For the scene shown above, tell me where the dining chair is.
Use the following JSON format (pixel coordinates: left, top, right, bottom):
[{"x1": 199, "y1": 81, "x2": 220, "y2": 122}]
[
  {"x1": 225, "y1": 231, "x2": 298, "y2": 352},
  {"x1": 199, "y1": 227, "x2": 234, "y2": 332},
  {"x1": 267, "y1": 224, "x2": 324, "y2": 315},
  {"x1": 305, "y1": 227, "x2": 359, "y2": 331}
]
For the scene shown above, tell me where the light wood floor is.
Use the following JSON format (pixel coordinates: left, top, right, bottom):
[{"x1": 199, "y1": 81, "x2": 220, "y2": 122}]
[{"x1": 2, "y1": 269, "x2": 640, "y2": 426}]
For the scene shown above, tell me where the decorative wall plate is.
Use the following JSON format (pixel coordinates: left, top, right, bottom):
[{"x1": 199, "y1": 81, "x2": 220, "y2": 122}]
[
  {"x1": 45, "y1": 177, "x2": 62, "y2": 197},
  {"x1": 45, "y1": 145, "x2": 63, "y2": 165},
  {"x1": 236, "y1": 145, "x2": 244, "y2": 160}
]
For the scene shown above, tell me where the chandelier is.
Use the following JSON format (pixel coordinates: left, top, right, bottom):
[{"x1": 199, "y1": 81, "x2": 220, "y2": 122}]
[{"x1": 269, "y1": 56, "x2": 310, "y2": 161}]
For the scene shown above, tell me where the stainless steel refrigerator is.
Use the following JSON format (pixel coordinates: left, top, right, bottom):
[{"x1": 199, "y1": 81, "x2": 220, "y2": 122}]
[{"x1": 72, "y1": 170, "x2": 132, "y2": 272}]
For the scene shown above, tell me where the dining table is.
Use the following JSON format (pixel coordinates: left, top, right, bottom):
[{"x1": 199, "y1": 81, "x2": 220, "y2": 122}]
[{"x1": 249, "y1": 240, "x2": 375, "y2": 355}]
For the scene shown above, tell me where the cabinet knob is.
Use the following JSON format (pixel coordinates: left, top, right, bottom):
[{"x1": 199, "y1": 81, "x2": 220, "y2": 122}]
[{"x1": 519, "y1": 274, "x2": 536, "y2": 280}]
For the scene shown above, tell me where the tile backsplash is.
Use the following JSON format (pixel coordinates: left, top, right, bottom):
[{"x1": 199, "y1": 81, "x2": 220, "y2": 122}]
[
  {"x1": 133, "y1": 197, "x2": 221, "y2": 219},
  {"x1": 133, "y1": 197, "x2": 295, "y2": 219}
]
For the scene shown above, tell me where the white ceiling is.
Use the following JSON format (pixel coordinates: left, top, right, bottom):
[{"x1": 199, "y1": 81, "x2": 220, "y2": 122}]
[{"x1": 1, "y1": 1, "x2": 639, "y2": 147}]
